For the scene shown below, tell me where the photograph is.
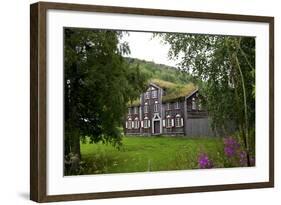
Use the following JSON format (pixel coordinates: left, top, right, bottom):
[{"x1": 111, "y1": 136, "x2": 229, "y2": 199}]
[{"x1": 63, "y1": 28, "x2": 256, "y2": 176}]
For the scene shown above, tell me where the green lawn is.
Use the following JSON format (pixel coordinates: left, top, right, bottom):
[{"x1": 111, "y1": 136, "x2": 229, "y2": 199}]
[{"x1": 80, "y1": 135, "x2": 225, "y2": 175}]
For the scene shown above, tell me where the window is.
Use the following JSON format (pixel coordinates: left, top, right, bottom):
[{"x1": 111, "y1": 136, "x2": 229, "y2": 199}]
[
  {"x1": 128, "y1": 108, "x2": 132, "y2": 115},
  {"x1": 154, "y1": 101, "x2": 159, "y2": 112},
  {"x1": 143, "y1": 117, "x2": 150, "y2": 128},
  {"x1": 192, "y1": 97, "x2": 197, "y2": 110},
  {"x1": 167, "y1": 103, "x2": 171, "y2": 110},
  {"x1": 152, "y1": 90, "x2": 158, "y2": 98},
  {"x1": 134, "y1": 107, "x2": 138, "y2": 114},
  {"x1": 174, "y1": 101, "x2": 180, "y2": 109},
  {"x1": 175, "y1": 114, "x2": 183, "y2": 127},
  {"x1": 198, "y1": 98, "x2": 202, "y2": 111},
  {"x1": 166, "y1": 115, "x2": 173, "y2": 128},
  {"x1": 144, "y1": 102, "x2": 148, "y2": 113},
  {"x1": 134, "y1": 117, "x2": 139, "y2": 129},
  {"x1": 127, "y1": 118, "x2": 132, "y2": 129},
  {"x1": 145, "y1": 92, "x2": 150, "y2": 99}
]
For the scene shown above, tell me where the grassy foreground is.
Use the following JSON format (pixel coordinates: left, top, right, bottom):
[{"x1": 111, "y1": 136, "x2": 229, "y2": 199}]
[{"x1": 80, "y1": 135, "x2": 225, "y2": 175}]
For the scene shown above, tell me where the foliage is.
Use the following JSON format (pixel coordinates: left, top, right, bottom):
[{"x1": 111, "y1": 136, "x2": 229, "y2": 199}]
[
  {"x1": 223, "y1": 137, "x2": 241, "y2": 157},
  {"x1": 64, "y1": 29, "x2": 147, "y2": 157},
  {"x1": 222, "y1": 136, "x2": 255, "y2": 167},
  {"x1": 196, "y1": 136, "x2": 255, "y2": 169},
  {"x1": 154, "y1": 33, "x2": 255, "y2": 165},
  {"x1": 149, "y1": 78, "x2": 177, "y2": 89},
  {"x1": 126, "y1": 58, "x2": 195, "y2": 85}
]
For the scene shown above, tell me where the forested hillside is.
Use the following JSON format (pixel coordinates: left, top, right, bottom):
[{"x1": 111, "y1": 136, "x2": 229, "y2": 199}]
[{"x1": 126, "y1": 58, "x2": 194, "y2": 85}]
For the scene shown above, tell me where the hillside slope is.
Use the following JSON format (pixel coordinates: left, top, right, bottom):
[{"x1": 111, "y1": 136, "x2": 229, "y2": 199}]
[
  {"x1": 126, "y1": 58, "x2": 198, "y2": 106},
  {"x1": 126, "y1": 58, "x2": 193, "y2": 85}
]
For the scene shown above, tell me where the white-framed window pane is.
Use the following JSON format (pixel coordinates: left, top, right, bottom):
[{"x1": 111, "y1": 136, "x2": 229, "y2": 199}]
[
  {"x1": 152, "y1": 90, "x2": 157, "y2": 98},
  {"x1": 175, "y1": 102, "x2": 180, "y2": 109},
  {"x1": 144, "y1": 105, "x2": 148, "y2": 113},
  {"x1": 145, "y1": 92, "x2": 150, "y2": 99},
  {"x1": 167, "y1": 103, "x2": 170, "y2": 110},
  {"x1": 192, "y1": 97, "x2": 197, "y2": 110},
  {"x1": 154, "y1": 104, "x2": 159, "y2": 112},
  {"x1": 144, "y1": 120, "x2": 148, "y2": 128},
  {"x1": 167, "y1": 118, "x2": 172, "y2": 127},
  {"x1": 128, "y1": 120, "x2": 132, "y2": 129},
  {"x1": 134, "y1": 120, "x2": 139, "y2": 129},
  {"x1": 175, "y1": 117, "x2": 181, "y2": 127}
]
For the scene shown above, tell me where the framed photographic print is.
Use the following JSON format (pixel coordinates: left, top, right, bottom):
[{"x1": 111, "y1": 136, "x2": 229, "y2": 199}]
[{"x1": 30, "y1": 1, "x2": 274, "y2": 202}]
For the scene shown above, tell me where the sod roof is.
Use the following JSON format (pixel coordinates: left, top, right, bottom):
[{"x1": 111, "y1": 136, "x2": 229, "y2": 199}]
[
  {"x1": 127, "y1": 79, "x2": 198, "y2": 107},
  {"x1": 150, "y1": 79, "x2": 198, "y2": 102}
]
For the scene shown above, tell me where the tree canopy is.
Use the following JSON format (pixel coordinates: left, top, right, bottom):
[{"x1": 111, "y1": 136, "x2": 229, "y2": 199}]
[
  {"x1": 155, "y1": 33, "x2": 255, "y2": 164},
  {"x1": 64, "y1": 28, "x2": 147, "y2": 157}
]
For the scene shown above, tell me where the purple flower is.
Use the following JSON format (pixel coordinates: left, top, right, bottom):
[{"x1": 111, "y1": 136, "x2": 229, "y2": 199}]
[
  {"x1": 198, "y1": 153, "x2": 213, "y2": 169},
  {"x1": 223, "y1": 137, "x2": 240, "y2": 157},
  {"x1": 224, "y1": 146, "x2": 235, "y2": 157}
]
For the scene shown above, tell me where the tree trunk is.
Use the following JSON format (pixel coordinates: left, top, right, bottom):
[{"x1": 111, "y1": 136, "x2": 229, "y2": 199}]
[{"x1": 64, "y1": 134, "x2": 71, "y2": 156}]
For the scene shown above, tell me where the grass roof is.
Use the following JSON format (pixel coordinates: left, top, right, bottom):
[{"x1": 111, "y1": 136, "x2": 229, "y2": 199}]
[
  {"x1": 150, "y1": 79, "x2": 198, "y2": 102},
  {"x1": 127, "y1": 79, "x2": 198, "y2": 107},
  {"x1": 149, "y1": 79, "x2": 177, "y2": 89}
]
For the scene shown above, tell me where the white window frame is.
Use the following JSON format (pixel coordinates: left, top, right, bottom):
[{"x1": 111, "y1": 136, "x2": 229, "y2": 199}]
[
  {"x1": 144, "y1": 103, "x2": 148, "y2": 113},
  {"x1": 134, "y1": 118, "x2": 139, "y2": 129},
  {"x1": 143, "y1": 117, "x2": 150, "y2": 128},
  {"x1": 175, "y1": 114, "x2": 183, "y2": 127},
  {"x1": 167, "y1": 103, "x2": 171, "y2": 110},
  {"x1": 152, "y1": 90, "x2": 157, "y2": 98},
  {"x1": 175, "y1": 101, "x2": 180, "y2": 109},
  {"x1": 134, "y1": 106, "x2": 138, "y2": 114},
  {"x1": 192, "y1": 97, "x2": 197, "y2": 110},
  {"x1": 145, "y1": 91, "x2": 150, "y2": 99},
  {"x1": 128, "y1": 108, "x2": 132, "y2": 115},
  {"x1": 167, "y1": 118, "x2": 173, "y2": 128},
  {"x1": 175, "y1": 117, "x2": 180, "y2": 127},
  {"x1": 127, "y1": 118, "x2": 132, "y2": 129},
  {"x1": 166, "y1": 115, "x2": 173, "y2": 128},
  {"x1": 154, "y1": 101, "x2": 159, "y2": 112}
]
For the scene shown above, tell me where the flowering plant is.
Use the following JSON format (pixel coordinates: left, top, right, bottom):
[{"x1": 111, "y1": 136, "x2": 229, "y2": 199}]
[
  {"x1": 198, "y1": 153, "x2": 213, "y2": 169},
  {"x1": 223, "y1": 136, "x2": 255, "y2": 167},
  {"x1": 196, "y1": 136, "x2": 255, "y2": 169},
  {"x1": 223, "y1": 137, "x2": 240, "y2": 157}
]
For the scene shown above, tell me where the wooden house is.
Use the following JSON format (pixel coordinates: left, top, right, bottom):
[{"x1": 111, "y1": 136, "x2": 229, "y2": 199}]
[{"x1": 125, "y1": 79, "x2": 216, "y2": 137}]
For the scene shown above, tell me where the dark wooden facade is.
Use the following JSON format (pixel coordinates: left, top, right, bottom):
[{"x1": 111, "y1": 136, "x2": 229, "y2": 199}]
[{"x1": 125, "y1": 83, "x2": 215, "y2": 137}]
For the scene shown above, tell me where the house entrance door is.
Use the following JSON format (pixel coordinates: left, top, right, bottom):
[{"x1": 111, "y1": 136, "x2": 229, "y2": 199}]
[{"x1": 154, "y1": 121, "x2": 160, "y2": 134}]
